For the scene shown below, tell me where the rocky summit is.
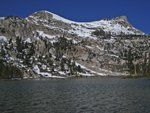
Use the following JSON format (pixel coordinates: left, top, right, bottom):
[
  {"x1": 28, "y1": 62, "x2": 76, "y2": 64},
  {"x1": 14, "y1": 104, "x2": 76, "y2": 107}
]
[{"x1": 0, "y1": 10, "x2": 150, "y2": 79}]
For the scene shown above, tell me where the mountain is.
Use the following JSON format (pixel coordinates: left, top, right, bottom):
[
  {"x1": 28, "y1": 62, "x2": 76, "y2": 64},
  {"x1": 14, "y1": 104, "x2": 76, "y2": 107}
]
[{"x1": 0, "y1": 10, "x2": 150, "y2": 79}]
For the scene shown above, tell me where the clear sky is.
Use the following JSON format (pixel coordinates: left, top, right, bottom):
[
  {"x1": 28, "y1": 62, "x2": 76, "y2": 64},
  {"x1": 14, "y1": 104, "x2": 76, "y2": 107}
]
[{"x1": 0, "y1": 0, "x2": 150, "y2": 34}]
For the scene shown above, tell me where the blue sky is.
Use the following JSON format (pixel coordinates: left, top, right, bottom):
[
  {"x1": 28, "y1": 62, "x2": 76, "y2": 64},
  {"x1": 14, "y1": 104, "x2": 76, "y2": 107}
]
[{"x1": 0, "y1": 0, "x2": 150, "y2": 34}]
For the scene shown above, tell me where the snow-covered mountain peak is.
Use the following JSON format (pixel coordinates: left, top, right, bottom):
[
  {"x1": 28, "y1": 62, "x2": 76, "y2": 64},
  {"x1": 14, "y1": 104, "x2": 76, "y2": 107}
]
[
  {"x1": 28, "y1": 10, "x2": 144, "y2": 35},
  {"x1": 30, "y1": 10, "x2": 75, "y2": 24}
]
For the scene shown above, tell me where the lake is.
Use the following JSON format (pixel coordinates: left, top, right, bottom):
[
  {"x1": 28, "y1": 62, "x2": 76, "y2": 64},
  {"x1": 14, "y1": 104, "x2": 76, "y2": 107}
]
[{"x1": 0, "y1": 77, "x2": 150, "y2": 113}]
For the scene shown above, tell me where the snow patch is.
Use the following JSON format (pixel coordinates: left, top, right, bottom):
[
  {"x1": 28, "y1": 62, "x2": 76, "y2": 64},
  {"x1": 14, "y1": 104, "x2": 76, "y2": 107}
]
[
  {"x1": 24, "y1": 38, "x2": 32, "y2": 43},
  {"x1": 78, "y1": 73, "x2": 95, "y2": 77},
  {"x1": 33, "y1": 65, "x2": 65, "y2": 78},
  {"x1": 86, "y1": 45, "x2": 93, "y2": 49},
  {"x1": 37, "y1": 30, "x2": 56, "y2": 39},
  {"x1": 58, "y1": 71, "x2": 65, "y2": 75},
  {"x1": 0, "y1": 17, "x2": 5, "y2": 20},
  {"x1": 43, "y1": 11, "x2": 75, "y2": 24},
  {"x1": 0, "y1": 36, "x2": 7, "y2": 42},
  {"x1": 76, "y1": 62, "x2": 106, "y2": 76}
]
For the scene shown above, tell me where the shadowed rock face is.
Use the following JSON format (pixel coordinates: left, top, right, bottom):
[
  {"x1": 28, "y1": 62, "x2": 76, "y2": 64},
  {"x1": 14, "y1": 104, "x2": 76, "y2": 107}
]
[{"x1": 0, "y1": 10, "x2": 149, "y2": 79}]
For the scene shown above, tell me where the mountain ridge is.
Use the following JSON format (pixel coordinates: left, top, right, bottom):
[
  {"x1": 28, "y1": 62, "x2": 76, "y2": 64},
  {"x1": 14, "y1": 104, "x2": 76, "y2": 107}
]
[
  {"x1": 28, "y1": 10, "x2": 144, "y2": 36},
  {"x1": 0, "y1": 10, "x2": 150, "y2": 79}
]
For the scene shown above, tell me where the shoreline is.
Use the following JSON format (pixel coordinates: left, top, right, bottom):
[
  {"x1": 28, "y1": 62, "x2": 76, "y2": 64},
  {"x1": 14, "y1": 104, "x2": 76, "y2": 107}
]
[{"x1": 0, "y1": 75, "x2": 150, "y2": 81}]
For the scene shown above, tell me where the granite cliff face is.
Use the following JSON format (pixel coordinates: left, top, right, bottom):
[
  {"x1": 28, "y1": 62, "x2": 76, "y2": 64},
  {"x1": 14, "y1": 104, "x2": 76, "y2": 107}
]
[{"x1": 0, "y1": 11, "x2": 150, "y2": 79}]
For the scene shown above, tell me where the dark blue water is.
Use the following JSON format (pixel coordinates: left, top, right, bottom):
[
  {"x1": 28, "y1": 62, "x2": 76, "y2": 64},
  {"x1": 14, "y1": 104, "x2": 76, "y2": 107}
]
[{"x1": 0, "y1": 77, "x2": 150, "y2": 113}]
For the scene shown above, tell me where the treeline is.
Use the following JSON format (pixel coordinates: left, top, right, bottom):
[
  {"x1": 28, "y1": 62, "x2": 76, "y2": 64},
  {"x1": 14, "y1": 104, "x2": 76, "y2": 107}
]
[
  {"x1": 0, "y1": 59, "x2": 23, "y2": 79},
  {"x1": 120, "y1": 48, "x2": 150, "y2": 76}
]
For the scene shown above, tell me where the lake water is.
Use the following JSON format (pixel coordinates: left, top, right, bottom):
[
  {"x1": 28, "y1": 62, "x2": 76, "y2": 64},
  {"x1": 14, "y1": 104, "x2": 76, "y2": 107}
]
[{"x1": 0, "y1": 77, "x2": 150, "y2": 113}]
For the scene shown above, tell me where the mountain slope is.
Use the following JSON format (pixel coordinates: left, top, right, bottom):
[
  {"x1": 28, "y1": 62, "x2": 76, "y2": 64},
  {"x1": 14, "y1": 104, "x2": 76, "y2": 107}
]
[{"x1": 0, "y1": 10, "x2": 149, "y2": 79}]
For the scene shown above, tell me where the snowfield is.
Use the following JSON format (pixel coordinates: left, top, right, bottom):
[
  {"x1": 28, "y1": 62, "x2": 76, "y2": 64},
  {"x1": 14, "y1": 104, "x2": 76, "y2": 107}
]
[{"x1": 29, "y1": 11, "x2": 144, "y2": 39}]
